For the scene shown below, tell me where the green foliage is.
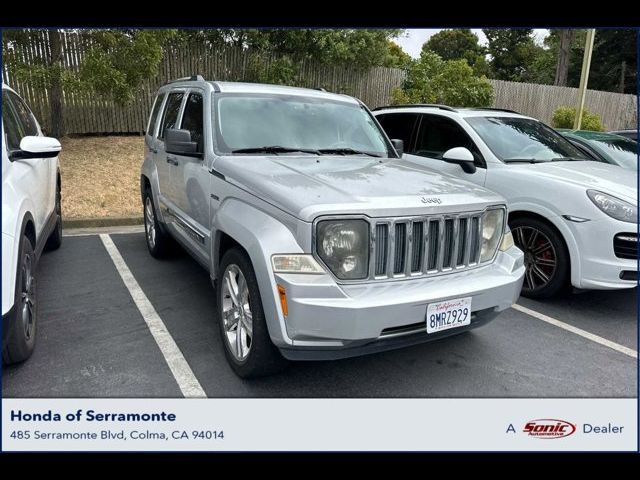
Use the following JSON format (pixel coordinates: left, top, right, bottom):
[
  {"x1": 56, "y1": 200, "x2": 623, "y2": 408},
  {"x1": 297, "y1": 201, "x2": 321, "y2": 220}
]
[
  {"x1": 422, "y1": 29, "x2": 490, "y2": 77},
  {"x1": 3, "y1": 29, "x2": 176, "y2": 104},
  {"x1": 483, "y1": 29, "x2": 539, "y2": 82},
  {"x1": 175, "y1": 29, "x2": 405, "y2": 68},
  {"x1": 246, "y1": 55, "x2": 298, "y2": 85},
  {"x1": 383, "y1": 41, "x2": 412, "y2": 68},
  {"x1": 423, "y1": 29, "x2": 483, "y2": 61},
  {"x1": 551, "y1": 106, "x2": 604, "y2": 131},
  {"x1": 79, "y1": 29, "x2": 176, "y2": 103},
  {"x1": 392, "y1": 51, "x2": 494, "y2": 107},
  {"x1": 589, "y1": 29, "x2": 637, "y2": 94}
]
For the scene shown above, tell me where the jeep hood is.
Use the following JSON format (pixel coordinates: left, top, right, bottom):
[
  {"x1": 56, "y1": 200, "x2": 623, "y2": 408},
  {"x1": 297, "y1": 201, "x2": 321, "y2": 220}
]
[
  {"x1": 215, "y1": 156, "x2": 504, "y2": 222},
  {"x1": 507, "y1": 160, "x2": 637, "y2": 203}
]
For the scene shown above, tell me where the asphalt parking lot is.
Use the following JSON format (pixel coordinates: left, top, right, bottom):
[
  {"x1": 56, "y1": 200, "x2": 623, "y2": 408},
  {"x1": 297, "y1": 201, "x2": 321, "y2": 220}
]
[{"x1": 3, "y1": 228, "x2": 637, "y2": 398}]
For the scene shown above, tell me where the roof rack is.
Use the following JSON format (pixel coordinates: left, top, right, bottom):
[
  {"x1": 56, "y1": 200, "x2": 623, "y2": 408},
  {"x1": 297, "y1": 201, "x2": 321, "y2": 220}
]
[
  {"x1": 466, "y1": 107, "x2": 521, "y2": 114},
  {"x1": 167, "y1": 75, "x2": 205, "y2": 84},
  {"x1": 373, "y1": 104, "x2": 458, "y2": 112}
]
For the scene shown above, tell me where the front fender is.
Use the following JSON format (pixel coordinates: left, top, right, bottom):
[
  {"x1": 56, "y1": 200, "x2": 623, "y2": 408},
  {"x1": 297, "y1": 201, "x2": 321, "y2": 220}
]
[
  {"x1": 509, "y1": 202, "x2": 582, "y2": 287},
  {"x1": 213, "y1": 199, "x2": 306, "y2": 347},
  {"x1": 140, "y1": 156, "x2": 165, "y2": 225},
  {"x1": 2, "y1": 205, "x2": 35, "y2": 316}
]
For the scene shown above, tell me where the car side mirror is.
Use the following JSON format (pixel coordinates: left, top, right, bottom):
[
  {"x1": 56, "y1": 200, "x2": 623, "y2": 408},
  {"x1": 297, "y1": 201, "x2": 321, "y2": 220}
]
[
  {"x1": 10, "y1": 136, "x2": 61, "y2": 162},
  {"x1": 390, "y1": 139, "x2": 404, "y2": 157},
  {"x1": 442, "y1": 147, "x2": 477, "y2": 174},
  {"x1": 165, "y1": 128, "x2": 201, "y2": 158}
]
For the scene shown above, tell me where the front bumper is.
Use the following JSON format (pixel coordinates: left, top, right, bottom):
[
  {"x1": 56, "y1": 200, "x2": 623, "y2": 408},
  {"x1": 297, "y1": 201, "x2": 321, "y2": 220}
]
[
  {"x1": 273, "y1": 246, "x2": 524, "y2": 360},
  {"x1": 566, "y1": 218, "x2": 637, "y2": 290}
]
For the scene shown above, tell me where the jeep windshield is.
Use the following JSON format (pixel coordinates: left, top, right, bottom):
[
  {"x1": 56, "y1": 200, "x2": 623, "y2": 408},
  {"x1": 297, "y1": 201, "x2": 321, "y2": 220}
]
[
  {"x1": 214, "y1": 94, "x2": 392, "y2": 158},
  {"x1": 466, "y1": 116, "x2": 590, "y2": 163}
]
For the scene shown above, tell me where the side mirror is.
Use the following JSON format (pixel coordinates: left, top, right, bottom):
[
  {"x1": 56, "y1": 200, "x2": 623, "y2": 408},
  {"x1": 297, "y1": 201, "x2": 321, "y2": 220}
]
[
  {"x1": 165, "y1": 128, "x2": 201, "y2": 158},
  {"x1": 10, "y1": 136, "x2": 61, "y2": 162},
  {"x1": 442, "y1": 147, "x2": 477, "y2": 174},
  {"x1": 390, "y1": 139, "x2": 404, "y2": 157}
]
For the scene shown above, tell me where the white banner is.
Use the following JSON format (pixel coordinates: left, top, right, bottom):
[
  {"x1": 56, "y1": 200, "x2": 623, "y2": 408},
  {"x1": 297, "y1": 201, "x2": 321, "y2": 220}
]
[{"x1": 2, "y1": 398, "x2": 637, "y2": 451}]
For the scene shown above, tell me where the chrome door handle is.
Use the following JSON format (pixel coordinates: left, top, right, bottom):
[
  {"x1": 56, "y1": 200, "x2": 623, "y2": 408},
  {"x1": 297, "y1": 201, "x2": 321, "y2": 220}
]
[{"x1": 167, "y1": 156, "x2": 179, "y2": 166}]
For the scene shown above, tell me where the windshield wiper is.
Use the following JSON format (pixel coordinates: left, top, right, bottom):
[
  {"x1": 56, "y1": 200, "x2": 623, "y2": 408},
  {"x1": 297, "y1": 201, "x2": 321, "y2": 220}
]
[
  {"x1": 318, "y1": 148, "x2": 382, "y2": 158},
  {"x1": 550, "y1": 157, "x2": 586, "y2": 162},
  {"x1": 503, "y1": 158, "x2": 547, "y2": 164},
  {"x1": 231, "y1": 146, "x2": 320, "y2": 155}
]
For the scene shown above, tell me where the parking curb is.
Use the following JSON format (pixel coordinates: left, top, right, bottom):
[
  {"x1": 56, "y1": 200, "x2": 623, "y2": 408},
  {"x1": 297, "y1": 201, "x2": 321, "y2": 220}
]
[{"x1": 62, "y1": 216, "x2": 144, "y2": 229}]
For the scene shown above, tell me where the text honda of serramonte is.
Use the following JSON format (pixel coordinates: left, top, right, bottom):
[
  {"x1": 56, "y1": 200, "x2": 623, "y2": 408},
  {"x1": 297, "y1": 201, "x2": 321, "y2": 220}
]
[{"x1": 140, "y1": 77, "x2": 525, "y2": 377}]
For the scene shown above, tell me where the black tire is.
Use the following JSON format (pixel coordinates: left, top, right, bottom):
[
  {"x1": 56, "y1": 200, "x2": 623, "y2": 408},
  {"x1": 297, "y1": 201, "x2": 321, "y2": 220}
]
[
  {"x1": 143, "y1": 187, "x2": 173, "y2": 258},
  {"x1": 44, "y1": 179, "x2": 62, "y2": 251},
  {"x1": 216, "y1": 247, "x2": 288, "y2": 378},
  {"x1": 510, "y1": 216, "x2": 570, "y2": 299},
  {"x1": 3, "y1": 235, "x2": 37, "y2": 364}
]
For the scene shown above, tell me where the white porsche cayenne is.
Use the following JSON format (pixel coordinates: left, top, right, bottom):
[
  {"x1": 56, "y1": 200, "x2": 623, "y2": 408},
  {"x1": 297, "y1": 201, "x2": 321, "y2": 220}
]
[{"x1": 374, "y1": 105, "x2": 637, "y2": 298}]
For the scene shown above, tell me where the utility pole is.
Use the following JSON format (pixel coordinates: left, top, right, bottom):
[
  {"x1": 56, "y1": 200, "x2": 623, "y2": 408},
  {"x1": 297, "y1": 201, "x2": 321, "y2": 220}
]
[{"x1": 573, "y1": 29, "x2": 596, "y2": 130}]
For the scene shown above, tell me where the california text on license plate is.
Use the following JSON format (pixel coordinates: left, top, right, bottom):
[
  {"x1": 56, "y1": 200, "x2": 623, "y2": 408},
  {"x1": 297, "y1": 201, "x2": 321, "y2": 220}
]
[{"x1": 426, "y1": 297, "x2": 472, "y2": 334}]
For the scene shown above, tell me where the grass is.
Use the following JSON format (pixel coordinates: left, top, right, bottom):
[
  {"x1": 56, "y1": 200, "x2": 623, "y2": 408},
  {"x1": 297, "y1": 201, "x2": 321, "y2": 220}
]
[{"x1": 59, "y1": 136, "x2": 144, "y2": 219}]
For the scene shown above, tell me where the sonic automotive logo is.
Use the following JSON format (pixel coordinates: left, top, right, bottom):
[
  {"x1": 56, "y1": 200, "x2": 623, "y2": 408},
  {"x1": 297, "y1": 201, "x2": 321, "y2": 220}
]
[{"x1": 523, "y1": 419, "x2": 576, "y2": 439}]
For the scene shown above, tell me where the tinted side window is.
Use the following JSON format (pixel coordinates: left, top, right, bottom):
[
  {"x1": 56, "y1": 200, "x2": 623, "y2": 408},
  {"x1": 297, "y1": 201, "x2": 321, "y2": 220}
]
[
  {"x1": 159, "y1": 92, "x2": 184, "y2": 140},
  {"x1": 6, "y1": 91, "x2": 39, "y2": 136},
  {"x1": 416, "y1": 115, "x2": 482, "y2": 163},
  {"x1": 180, "y1": 92, "x2": 203, "y2": 152},
  {"x1": 147, "y1": 92, "x2": 166, "y2": 136},
  {"x1": 2, "y1": 94, "x2": 25, "y2": 150},
  {"x1": 376, "y1": 113, "x2": 418, "y2": 150}
]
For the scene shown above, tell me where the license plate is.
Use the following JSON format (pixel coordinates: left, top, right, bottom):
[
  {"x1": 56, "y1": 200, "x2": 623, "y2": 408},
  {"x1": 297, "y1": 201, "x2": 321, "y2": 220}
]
[{"x1": 426, "y1": 297, "x2": 472, "y2": 334}]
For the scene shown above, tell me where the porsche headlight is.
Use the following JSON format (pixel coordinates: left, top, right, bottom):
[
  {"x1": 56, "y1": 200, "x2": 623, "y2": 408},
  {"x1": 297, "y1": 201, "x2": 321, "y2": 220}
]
[
  {"x1": 480, "y1": 208, "x2": 505, "y2": 262},
  {"x1": 587, "y1": 190, "x2": 636, "y2": 223},
  {"x1": 316, "y1": 219, "x2": 369, "y2": 280}
]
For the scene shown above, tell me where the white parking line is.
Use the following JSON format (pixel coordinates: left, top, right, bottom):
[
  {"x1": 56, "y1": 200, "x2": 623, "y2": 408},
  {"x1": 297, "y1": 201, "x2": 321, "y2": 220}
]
[
  {"x1": 512, "y1": 303, "x2": 637, "y2": 359},
  {"x1": 100, "y1": 234, "x2": 207, "y2": 398}
]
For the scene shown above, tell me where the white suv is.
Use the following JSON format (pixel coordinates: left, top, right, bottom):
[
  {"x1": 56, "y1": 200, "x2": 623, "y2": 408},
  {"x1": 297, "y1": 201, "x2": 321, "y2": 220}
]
[
  {"x1": 2, "y1": 85, "x2": 62, "y2": 363},
  {"x1": 374, "y1": 105, "x2": 637, "y2": 298}
]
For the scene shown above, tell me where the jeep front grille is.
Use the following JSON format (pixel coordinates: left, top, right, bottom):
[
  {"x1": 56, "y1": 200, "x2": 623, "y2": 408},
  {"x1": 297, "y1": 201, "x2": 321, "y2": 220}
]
[{"x1": 369, "y1": 213, "x2": 483, "y2": 280}]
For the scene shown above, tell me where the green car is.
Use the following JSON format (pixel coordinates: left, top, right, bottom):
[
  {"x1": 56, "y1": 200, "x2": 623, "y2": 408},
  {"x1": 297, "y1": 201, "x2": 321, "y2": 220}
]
[{"x1": 558, "y1": 129, "x2": 638, "y2": 170}]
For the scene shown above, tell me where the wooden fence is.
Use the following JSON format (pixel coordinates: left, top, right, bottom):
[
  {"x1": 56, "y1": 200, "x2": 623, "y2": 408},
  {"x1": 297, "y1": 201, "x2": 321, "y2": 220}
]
[
  {"x1": 490, "y1": 79, "x2": 637, "y2": 131},
  {"x1": 2, "y1": 31, "x2": 406, "y2": 134},
  {"x1": 3, "y1": 31, "x2": 637, "y2": 134}
]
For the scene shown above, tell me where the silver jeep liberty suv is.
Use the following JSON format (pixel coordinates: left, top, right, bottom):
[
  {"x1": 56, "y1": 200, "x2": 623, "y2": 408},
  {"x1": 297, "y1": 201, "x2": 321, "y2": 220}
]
[{"x1": 141, "y1": 75, "x2": 525, "y2": 378}]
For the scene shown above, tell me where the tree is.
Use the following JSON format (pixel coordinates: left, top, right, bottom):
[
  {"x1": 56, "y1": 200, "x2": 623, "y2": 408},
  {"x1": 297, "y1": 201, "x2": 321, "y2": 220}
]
[
  {"x1": 3, "y1": 29, "x2": 176, "y2": 137},
  {"x1": 483, "y1": 29, "x2": 539, "y2": 82},
  {"x1": 392, "y1": 51, "x2": 494, "y2": 107},
  {"x1": 383, "y1": 41, "x2": 412, "y2": 69},
  {"x1": 176, "y1": 29, "x2": 405, "y2": 68},
  {"x1": 421, "y1": 29, "x2": 491, "y2": 77},
  {"x1": 589, "y1": 29, "x2": 637, "y2": 94},
  {"x1": 554, "y1": 30, "x2": 575, "y2": 86}
]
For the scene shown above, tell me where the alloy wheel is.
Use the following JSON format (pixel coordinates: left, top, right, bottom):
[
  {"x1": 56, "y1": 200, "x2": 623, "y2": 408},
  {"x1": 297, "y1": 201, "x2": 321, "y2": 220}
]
[
  {"x1": 221, "y1": 264, "x2": 253, "y2": 361},
  {"x1": 145, "y1": 196, "x2": 156, "y2": 249},
  {"x1": 512, "y1": 226, "x2": 557, "y2": 292},
  {"x1": 20, "y1": 251, "x2": 35, "y2": 340}
]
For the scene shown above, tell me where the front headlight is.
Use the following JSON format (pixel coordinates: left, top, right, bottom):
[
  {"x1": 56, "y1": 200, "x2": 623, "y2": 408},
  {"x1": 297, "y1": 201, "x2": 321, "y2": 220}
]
[
  {"x1": 480, "y1": 208, "x2": 505, "y2": 262},
  {"x1": 587, "y1": 190, "x2": 637, "y2": 223},
  {"x1": 316, "y1": 219, "x2": 369, "y2": 280}
]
